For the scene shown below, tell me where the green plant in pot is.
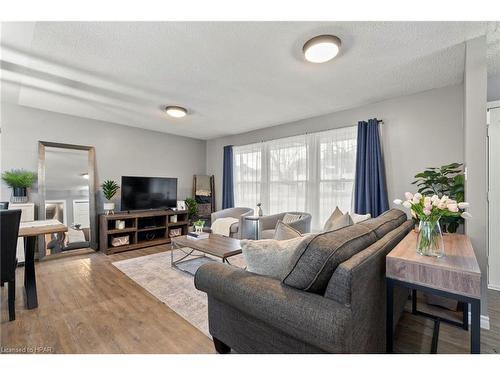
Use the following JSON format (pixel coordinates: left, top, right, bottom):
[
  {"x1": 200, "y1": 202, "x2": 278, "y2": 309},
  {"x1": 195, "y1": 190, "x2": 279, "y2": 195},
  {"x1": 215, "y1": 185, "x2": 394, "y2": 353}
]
[
  {"x1": 193, "y1": 219, "x2": 205, "y2": 233},
  {"x1": 412, "y1": 162, "x2": 465, "y2": 233},
  {"x1": 101, "y1": 180, "x2": 119, "y2": 214},
  {"x1": 1, "y1": 169, "x2": 37, "y2": 203},
  {"x1": 184, "y1": 197, "x2": 198, "y2": 223}
]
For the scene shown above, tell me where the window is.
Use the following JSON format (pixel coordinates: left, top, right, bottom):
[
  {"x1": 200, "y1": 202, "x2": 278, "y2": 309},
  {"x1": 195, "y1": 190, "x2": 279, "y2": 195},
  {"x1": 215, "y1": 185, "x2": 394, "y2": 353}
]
[
  {"x1": 268, "y1": 135, "x2": 308, "y2": 214},
  {"x1": 318, "y1": 127, "x2": 357, "y2": 226},
  {"x1": 233, "y1": 143, "x2": 261, "y2": 210},
  {"x1": 233, "y1": 126, "x2": 357, "y2": 229}
]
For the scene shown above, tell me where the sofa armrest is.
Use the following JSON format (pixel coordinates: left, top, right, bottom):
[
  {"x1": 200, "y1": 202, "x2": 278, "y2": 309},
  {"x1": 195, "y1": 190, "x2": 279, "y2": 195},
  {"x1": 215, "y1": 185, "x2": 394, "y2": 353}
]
[{"x1": 195, "y1": 262, "x2": 352, "y2": 353}]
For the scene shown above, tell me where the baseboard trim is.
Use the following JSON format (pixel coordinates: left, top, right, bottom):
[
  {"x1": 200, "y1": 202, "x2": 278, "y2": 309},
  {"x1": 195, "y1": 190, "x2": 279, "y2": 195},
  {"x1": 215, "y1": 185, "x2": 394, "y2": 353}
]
[
  {"x1": 488, "y1": 284, "x2": 500, "y2": 292},
  {"x1": 467, "y1": 312, "x2": 490, "y2": 330}
]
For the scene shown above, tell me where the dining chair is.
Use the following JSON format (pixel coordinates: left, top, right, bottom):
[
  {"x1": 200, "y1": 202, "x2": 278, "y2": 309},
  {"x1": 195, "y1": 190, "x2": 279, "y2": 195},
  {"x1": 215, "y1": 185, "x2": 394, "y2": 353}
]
[{"x1": 1, "y1": 209, "x2": 21, "y2": 321}]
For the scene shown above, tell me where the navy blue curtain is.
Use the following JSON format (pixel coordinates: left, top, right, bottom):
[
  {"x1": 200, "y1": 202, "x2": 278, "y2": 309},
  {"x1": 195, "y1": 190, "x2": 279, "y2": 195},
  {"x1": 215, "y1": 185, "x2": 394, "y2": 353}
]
[
  {"x1": 222, "y1": 145, "x2": 235, "y2": 209},
  {"x1": 354, "y1": 118, "x2": 389, "y2": 217}
]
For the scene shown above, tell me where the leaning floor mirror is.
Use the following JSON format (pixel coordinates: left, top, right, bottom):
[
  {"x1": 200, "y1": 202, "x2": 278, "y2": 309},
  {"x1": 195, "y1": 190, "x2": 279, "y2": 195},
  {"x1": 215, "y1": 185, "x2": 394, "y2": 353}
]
[{"x1": 38, "y1": 141, "x2": 97, "y2": 257}]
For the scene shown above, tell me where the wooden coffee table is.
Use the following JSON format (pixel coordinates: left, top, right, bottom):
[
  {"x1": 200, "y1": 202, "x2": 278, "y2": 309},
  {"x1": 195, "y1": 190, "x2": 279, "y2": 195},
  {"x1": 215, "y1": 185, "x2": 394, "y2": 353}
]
[{"x1": 170, "y1": 234, "x2": 242, "y2": 274}]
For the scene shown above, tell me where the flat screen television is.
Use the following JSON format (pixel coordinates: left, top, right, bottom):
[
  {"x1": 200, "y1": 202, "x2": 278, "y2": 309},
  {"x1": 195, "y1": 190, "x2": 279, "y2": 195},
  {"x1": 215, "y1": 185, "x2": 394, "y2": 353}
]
[{"x1": 121, "y1": 176, "x2": 177, "y2": 211}]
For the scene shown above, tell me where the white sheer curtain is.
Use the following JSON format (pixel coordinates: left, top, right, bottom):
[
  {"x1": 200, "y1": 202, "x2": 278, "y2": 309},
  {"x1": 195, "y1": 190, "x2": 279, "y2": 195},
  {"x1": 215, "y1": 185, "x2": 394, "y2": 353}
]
[
  {"x1": 232, "y1": 143, "x2": 262, "y2": 210},
  {"x1": 233, "y1": 126, "x2": 357, "y2": 230}
]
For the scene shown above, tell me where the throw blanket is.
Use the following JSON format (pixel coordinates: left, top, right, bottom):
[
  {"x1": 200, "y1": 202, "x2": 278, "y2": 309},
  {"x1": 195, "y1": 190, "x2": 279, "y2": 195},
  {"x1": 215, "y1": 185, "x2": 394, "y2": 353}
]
[{"x1": 211, "y1": 217, "x2": 239, "y2": 237}]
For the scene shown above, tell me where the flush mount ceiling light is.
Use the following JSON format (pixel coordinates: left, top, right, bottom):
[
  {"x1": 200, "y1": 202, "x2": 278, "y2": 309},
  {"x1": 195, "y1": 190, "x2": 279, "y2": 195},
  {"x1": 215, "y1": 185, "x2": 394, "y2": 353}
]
[
  {"x1": 303, "y1": 35, "x2": 341, "y2": 63},
  {"x1": 165, "y1": 105, "x2": 188, "y2": 118}
]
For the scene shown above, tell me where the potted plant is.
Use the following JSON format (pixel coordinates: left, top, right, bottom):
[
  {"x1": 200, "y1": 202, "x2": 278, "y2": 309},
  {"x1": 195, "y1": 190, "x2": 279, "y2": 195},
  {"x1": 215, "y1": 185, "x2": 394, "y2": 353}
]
[
  {"x1": 1, "y1": 169, "x2": 37, "y2": 203},
  {"x1": 412, "y1": 163, "x2": 465, "y2": 233},
  {"x1": 193, "y1": 219, "x2": 205, "y2": 233},
  {"x1": 184, "y1": 197, "x2": 199, "y2": 224},
  {"x1": 101, "y1": 180, "x2": 119, "y2": 214}
]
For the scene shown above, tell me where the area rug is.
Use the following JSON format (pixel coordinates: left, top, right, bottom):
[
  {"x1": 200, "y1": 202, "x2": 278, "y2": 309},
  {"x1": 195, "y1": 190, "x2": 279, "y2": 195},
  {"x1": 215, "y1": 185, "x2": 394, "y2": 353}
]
[{"x1": 112, "y1": 249, "x2": 245, "y2": 337}]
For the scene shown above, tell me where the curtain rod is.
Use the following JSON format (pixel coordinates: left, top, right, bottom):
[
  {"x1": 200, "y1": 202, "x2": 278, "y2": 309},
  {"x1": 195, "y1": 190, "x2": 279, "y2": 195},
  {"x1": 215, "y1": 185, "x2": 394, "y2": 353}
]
[{"x1": 248, "y1": 119, "x2": 384, "y2": 145}]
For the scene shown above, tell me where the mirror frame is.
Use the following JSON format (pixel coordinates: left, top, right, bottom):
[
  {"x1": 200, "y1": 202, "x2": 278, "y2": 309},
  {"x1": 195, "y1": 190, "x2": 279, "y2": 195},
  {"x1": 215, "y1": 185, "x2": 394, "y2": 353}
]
[{"x1": 38, "y1": 141, "x2": 97, "y2": 253}]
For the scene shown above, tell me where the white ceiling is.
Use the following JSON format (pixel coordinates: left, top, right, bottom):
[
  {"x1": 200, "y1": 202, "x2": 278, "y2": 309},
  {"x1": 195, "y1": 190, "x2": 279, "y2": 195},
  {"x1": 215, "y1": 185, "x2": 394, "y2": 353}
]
[{"x1": 1, "y1": 21, "x2": 498, "y2": 140}]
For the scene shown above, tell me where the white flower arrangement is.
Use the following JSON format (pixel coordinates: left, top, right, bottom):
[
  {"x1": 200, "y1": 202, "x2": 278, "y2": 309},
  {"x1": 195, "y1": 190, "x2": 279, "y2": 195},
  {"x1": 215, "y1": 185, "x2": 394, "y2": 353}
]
[{"x1": 393, "y1": 192, "x2": 471, "y2": 222}]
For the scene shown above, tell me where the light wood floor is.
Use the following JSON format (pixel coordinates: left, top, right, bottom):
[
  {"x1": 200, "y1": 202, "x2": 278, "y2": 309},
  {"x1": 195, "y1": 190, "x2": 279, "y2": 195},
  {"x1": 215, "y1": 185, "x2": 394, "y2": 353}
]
[{"x1": 1, "y1": 246, "x2": 499, "y2": 354}]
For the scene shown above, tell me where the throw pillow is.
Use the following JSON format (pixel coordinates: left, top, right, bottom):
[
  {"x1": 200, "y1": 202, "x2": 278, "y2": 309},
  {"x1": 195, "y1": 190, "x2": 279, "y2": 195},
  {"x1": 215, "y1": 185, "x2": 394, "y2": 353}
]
[
  {"x1": 323, "y1": 206, "x2": 344, "y2": 231},
  {"x1": 282, "y1": 213, "x2": 302, "y2": 224},
  {"x1": 273, "y1": 220, "x2": 302, "y2": 240},
  {"x1": 324, "y1": 211, "x2": 353, "y2": 232},
  {"x1": 350, "y1": 212, "x2": 371, "y2": 224},
  {"x1": 241, "y1": 236, "x2": 313, "y2": 279}
]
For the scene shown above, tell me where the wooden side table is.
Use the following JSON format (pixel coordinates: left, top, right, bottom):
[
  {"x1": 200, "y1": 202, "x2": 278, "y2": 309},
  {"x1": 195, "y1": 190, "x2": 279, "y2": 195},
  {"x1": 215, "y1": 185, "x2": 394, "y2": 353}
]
[{"x1": 386, "y1": 232, "x2": 481, "y2": 354}]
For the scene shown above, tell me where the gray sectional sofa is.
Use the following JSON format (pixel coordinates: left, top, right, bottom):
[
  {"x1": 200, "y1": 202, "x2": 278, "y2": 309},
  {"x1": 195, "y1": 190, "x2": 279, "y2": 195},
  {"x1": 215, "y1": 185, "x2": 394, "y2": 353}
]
[{"x1": 195, "y1": 209, "x2": 413, "y2": 353}]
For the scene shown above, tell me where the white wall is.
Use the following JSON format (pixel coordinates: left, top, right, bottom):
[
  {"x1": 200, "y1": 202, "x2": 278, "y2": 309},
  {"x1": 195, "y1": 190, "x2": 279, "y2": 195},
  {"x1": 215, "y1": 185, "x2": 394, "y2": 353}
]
[
  {"x1": 0, "y1": 102, "x2": 207, "y2": 210},
  {"x1": 207, "y1": 84, "x2": 465, "y2": 213},
  {"x1": 488, "y1": 76, "x2": 500, "y2": 102},
  {"x1": 464, "y1": 36, "x2": 489, "y2": 314}
]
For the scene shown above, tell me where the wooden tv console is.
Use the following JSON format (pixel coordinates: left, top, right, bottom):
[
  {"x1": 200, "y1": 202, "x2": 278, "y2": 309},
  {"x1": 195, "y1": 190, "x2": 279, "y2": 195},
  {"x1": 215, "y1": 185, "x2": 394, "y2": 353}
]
[{"x1": 99, "y1": 209, "x2": 189, "y2": 254}]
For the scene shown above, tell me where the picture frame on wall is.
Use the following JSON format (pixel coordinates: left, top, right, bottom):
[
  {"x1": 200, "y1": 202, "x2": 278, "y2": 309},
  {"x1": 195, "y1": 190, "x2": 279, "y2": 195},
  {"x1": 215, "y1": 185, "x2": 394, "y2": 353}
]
[{"x1": 176, "y1": 200, "x2": 186, "y2": 211}]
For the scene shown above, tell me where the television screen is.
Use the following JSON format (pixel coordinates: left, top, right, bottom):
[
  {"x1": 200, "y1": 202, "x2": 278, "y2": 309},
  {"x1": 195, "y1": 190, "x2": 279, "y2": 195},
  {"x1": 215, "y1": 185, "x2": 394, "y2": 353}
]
[{"x1": 121, "y1": 176, "x2": 177, "y2": 211}]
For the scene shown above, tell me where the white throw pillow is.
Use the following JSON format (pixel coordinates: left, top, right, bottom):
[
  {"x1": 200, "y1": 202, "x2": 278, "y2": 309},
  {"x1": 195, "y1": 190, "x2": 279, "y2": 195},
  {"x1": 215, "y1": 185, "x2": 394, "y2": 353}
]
[
  {"x1": 324, "y1": 212, "x2": 354, "y2": 232},
  {"x1": 282, "y1": 213, "x2": 302, "y2": 224},
  {"x1": 241, "y1": 236, "x2": 312, "y2": 279},
  {"x1": 350, "y1": 213, "x2": 371, "y2": 224},
  {"x1": 273, "y1": 221, "x2": 302, "y2": 240},
  {"x1": 323, "y1": 206, "x2": 344, "y2": 231}
]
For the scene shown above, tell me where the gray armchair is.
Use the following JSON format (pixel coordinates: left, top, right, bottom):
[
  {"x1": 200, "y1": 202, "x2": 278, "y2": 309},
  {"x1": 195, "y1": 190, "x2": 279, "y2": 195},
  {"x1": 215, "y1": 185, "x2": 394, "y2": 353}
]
[
  {"x1": 211, "y1": 207, "x2": 254, "y2": 239},
  {"x1": 258, "y1": 211, "x2": 312, "y2": 239}
]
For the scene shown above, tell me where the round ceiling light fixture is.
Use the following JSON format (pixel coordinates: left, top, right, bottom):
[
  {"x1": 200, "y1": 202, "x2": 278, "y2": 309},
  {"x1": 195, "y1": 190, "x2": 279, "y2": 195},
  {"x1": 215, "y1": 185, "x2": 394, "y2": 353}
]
[
  {"x1": 165, "y1": 105, "x2": 188, "y2": 118},
  {"x1": 303, "y1": 35, "x2": 341, "y2": 63}
]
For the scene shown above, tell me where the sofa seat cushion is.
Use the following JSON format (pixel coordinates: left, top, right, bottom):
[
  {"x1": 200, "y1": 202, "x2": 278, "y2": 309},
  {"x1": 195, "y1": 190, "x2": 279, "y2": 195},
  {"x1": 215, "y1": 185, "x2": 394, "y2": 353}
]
[{"x1": 283, "y1": 224, "x2": 378, "y2": 294}]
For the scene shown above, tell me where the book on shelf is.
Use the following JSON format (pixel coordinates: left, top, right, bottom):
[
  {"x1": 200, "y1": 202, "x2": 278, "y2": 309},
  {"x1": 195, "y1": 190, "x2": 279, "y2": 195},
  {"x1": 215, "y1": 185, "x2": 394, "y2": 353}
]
[{"x1": 187, "y1": 231, "x2": 209, "y2": 240}]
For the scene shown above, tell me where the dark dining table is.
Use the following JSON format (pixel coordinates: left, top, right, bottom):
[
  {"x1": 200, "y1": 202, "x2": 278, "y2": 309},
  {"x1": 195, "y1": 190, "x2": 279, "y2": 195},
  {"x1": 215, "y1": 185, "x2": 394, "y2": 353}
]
[{"x1": 18, "y1": 220, "x2": 67, "y2": 309}]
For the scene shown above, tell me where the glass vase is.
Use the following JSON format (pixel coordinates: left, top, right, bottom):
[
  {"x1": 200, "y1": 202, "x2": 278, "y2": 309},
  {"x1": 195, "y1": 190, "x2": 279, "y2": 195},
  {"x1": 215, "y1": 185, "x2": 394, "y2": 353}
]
[{"x1": 416, "y1": 220, "x2": 445, "y2": 257}]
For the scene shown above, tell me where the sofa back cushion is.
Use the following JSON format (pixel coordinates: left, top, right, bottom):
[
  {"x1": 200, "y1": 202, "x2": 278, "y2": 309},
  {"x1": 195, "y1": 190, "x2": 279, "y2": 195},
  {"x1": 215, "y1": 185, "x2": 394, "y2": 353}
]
[
  {"x1": 282, "y1": 209, "x2": 407, "y2": 295},
  {"x1": 357, "y1": 209, "x2": 407, "y2": 239},
  {"x1": 282, "y1": 224, "x2": 377, "y2": 294}
]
